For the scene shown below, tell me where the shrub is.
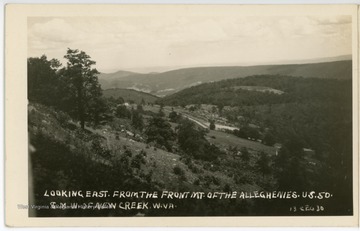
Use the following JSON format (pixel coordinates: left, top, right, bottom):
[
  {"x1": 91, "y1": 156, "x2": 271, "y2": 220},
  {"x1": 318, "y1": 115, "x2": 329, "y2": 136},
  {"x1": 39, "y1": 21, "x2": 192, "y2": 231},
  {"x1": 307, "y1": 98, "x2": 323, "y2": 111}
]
[
  {"x1": 194, "y1": 178, "x2": 201, "y2": 186},
  {"x1": 173, "y1": 166, "x2": 185, "y2": 175},
  {"x1": 223, "y1": 183, "x2": 232, "y2": 192},
  {"x1": 131, "y1": 153, "x2": 145, "y2": 169},
  {"x1": 125, "y1": 149, "x2": 132, "y2": 157},
  {"x1": 173, "y1": 166, "x2": 187, "y2": 181},
  {"x1": 91, "y1": 138, "x2": 111, "y2": 158},
  {"x1": 212, "y1": 176, "x2": 221, "y2": 186},
  {"x1": 209, "y1": 120, "x2": 215, "y2": 130},
  {"x1": 55, "y1": 110, "x2": 71, "y2": 125},
  {"x1": 140, "y1": 150, "x2": 147, "y2": 157}
]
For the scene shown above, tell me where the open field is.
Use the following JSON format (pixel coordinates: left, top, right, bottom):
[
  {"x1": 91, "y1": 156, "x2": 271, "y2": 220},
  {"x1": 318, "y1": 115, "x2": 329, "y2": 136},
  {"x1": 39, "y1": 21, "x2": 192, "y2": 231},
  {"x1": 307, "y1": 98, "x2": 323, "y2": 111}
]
[{"x1": 206, "y1": 130, "x2": 276, "y2": 155}]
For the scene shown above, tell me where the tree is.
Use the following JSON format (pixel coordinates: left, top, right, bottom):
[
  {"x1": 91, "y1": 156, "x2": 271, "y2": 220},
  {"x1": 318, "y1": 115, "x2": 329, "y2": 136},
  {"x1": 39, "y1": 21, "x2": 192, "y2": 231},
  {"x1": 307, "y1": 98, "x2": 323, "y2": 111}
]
[
  {"x1": 87, "y1": 96, "x2": 108, "y2": 126},
  {"x1": 263, "y1": 131, "x2": 276, "y2": 146},
  {"x1": 189, "y1": 106, "x2": 196, "y2": 112},
  {"x1": 173, "y1": 166, "x2": 187, "y2": 181},
  {"x1": 177, "y1": 119, "x2": 204, "y2": 156},
  {"x1": 256, "y1": 152, "x2": 271, "y2": 178},
  {"x1": 177, "y1": 119, "x2": 221, "y2": 161},
  {"x1": 234, "y1": 125, "x2": 260, "y2": 140},
  {"x1": 131, "y1": 153, "x2": 146, "y2": 169},
  {"x1": 240, "y1": 147, "x2": 250, "y2": 162},
  {"x1": 169, "y1": 111, "x2": 179, "y2": 122},
  {"x1": 158, "y1": 104, "x2": 165, "y2": 117},
  {"x1": 116, "y1": 105, "x2": 131, "y2": 119},
  {"x1": 27, "y1": 55, "x2": 62, "y2": 105},
  {"x1": 132, "y1": 109, "x2": 144, "y2": 130},
  {"x1": 274, "y1": 136, "x2": 307, "y2": 191},
  {"x1": 145, "y1": 116, "x2": 175, "y2": 151},
  {"x1": 217, "y1": 103, "x2": 224, "y2": 116},
  {"x1": 62, "y1": 48, "x2": 101, "y2": 129},
  {"x1": 209, "y1": 120, "x2": 216, "y2": 130},
  {"x1": 116, "y1": 97, "x2": 125, "y2": 104},
  {"x1": 136, "y1": 104, "x2": 144, "y2": 112},
  {"x1": 211, "y1": 106, "x2": 217, "y2": 114}
]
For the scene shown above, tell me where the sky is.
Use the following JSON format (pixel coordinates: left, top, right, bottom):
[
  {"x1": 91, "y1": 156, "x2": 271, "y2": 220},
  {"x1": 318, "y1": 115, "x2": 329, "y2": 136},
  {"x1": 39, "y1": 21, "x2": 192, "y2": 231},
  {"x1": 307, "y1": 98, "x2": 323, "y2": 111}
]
[{"x1": 28, "y1": 14, "x2": 352, "y2": 73}]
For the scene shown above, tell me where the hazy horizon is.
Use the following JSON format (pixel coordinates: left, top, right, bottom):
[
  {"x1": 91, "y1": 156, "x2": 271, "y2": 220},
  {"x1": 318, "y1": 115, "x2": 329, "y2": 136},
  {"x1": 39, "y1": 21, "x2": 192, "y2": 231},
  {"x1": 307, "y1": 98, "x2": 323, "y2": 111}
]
[{"x1": 99, "y1": 54, "x2": 352, "y2": 74}]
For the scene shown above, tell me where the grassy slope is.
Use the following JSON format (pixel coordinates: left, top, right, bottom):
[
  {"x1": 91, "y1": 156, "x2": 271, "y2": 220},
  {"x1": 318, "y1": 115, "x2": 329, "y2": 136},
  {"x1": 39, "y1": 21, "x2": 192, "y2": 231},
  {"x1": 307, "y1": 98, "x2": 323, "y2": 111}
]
[
  {"x1": 29, "y1": 103, "x2": 189, "y2": 188},
  {"x1": 28, "y1": 103, "x2": 259, "y2": 194},
  {"x1": 206, "y1": 130, "x2": 276, "y2": 155}
]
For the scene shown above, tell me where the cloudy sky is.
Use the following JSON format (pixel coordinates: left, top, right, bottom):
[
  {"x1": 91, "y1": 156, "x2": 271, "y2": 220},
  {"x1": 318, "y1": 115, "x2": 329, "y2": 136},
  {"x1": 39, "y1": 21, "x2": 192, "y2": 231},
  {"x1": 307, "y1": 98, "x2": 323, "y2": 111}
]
[{"x1": 28, "y1": 15, "x2": 351, "y2": 73}]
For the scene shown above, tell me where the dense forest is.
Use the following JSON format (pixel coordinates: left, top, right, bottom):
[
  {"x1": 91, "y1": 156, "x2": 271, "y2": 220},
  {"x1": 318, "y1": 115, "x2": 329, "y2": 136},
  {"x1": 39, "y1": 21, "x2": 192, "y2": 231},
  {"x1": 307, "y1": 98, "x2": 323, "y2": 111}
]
[
  {"x1": 158, "y1": 75, "x2": 351, "y2": 106},
  {"x1": 28, "y1": 49, "x2": 353, "y2": 217}
]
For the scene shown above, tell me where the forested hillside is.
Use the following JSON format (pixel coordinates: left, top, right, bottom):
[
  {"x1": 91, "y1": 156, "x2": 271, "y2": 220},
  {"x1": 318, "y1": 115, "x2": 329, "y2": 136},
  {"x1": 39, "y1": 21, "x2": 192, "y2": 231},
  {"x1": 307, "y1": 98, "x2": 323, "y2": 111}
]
[
  {"x1": 158, "y1": 75, "x2": 352, "y2": 106},
  {"x1": 159, "y1": 75, "x2": 353, "y2": 215}
]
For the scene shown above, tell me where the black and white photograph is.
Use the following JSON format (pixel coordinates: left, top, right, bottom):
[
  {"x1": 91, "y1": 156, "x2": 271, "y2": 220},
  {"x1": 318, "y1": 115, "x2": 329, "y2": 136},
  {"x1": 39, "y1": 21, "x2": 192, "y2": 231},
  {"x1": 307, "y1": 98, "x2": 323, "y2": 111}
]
[{"x1": 5, "y1": 4, "x2": 359, "y2": 226}]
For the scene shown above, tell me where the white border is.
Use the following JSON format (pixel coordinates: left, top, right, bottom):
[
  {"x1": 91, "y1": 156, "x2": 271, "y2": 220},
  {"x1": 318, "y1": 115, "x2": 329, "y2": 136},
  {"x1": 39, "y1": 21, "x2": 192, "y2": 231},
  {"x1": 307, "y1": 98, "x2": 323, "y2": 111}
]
[{"x1": 2, "y1": 2, "x2": 360, "y2": 230}]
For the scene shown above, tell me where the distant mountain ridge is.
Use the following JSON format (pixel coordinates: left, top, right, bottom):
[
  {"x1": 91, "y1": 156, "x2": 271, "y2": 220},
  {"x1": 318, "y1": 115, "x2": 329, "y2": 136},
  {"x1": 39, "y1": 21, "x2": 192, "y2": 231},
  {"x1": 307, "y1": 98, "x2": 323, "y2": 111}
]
[
  {"x1": 102, "y1": 88, "x2": 159, "y2": 104},
  {"x1": 98, "y1": 60, "x2": 352, "y2": 97},
  {"x1": 99, "y1": 70, "x2": 138, "y2": 79},
  {"x1": 260, "y1": 54, "x2": 352, "y2": 65}
]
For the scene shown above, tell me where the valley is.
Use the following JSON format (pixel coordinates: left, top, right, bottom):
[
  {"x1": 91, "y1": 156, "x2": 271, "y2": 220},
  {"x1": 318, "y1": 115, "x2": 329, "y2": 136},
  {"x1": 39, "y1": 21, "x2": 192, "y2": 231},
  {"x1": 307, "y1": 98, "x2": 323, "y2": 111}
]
[{"x1": 27, "y1": 53, "x2": 353, "y2": 217}]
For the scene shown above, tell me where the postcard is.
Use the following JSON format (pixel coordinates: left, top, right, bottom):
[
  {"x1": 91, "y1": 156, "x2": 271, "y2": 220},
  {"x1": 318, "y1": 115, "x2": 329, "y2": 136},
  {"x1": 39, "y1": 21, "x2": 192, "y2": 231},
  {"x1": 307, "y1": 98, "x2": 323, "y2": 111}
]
[{"x1": 5, "y1": 4, "x2": 359, "y2": 227}]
